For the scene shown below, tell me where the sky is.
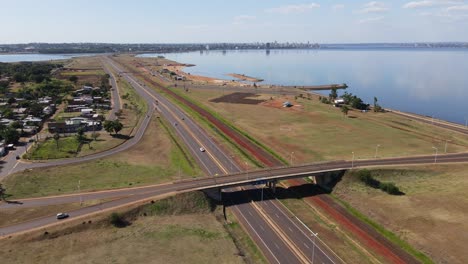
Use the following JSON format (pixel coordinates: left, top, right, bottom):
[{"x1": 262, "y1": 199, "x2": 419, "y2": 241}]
[{"x1": 1, "y1": 0, "x2": 468, "y2": 43}]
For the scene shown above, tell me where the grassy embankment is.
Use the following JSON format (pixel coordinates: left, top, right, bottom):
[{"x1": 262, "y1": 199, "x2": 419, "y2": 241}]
[{"x1": 0, "y1": 192, "x2": 251, "y2": 264}]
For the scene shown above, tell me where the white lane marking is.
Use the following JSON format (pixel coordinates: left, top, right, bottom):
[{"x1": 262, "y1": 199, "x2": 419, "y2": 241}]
[
  {"x1": 234, "y1": 206, "x2": 281, "y2": 264},
  {"x1": 304, "y1": 243, "x2": 310, "y2": 249},
  {"x1": 248, "y1": 211, "x2": 253, "y2": 216},
  {"x1": 275, "y1": 213, "x2": 280, "y2": 218},
  {"x1": 288, "y1": 227, "x2": 293, "y2": 232},
  {"x1": 275, "y1": 243, "x2": 280, "y2": 249},
  {"x1": 264, "y1": 193, "x2": 341, "y2": 263},
  {"x1": 260, "y1": 225, "x2": 265, "y2": 231},
  {"x1": 8, "y1": 161, "x2": 20, "y2": 175}
]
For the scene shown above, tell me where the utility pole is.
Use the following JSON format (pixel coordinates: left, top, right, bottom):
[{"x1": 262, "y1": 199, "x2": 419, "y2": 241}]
[
  {"x1": 312, "y1": 232, "x2": 318, "y2": 264},
  {"x1": 445, "y1": 140, "x2": 448, "y2": 153},
  {"x1": 432, "y1": 147, "x2": 438, "y2": 163},
  {"x1": 290, "y1": 152, "x2": 294, "y2": 166},
  {"x1": 351, "y1": 152, "x2": 355, "y2": 168},
  {"x1": 78, "y1": 180, "x2": 82, "y2": 206},
  {"x1": 374, "y1": 144, "x2": 380, "y2": 158}
]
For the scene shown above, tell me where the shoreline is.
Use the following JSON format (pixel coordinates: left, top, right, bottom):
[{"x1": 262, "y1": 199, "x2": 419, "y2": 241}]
[{"x1": 227, "y1": 73, "x2": 264, "y2": 83}]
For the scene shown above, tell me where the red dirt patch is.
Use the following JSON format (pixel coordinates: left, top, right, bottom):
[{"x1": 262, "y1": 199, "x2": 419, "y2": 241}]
[{"x1": 260, "y1": 97, "x2": 304, "y2": 112}]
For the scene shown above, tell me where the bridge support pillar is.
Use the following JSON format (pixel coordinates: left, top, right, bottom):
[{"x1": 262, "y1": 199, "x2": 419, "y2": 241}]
[{"x1": 267, "y1": 180, "x2": 277, "y2": 193}]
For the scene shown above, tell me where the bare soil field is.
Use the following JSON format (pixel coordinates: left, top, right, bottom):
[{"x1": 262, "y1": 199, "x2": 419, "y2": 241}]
[{"x1": 332, "y1": 164, "x2": 468, "y2": 264}]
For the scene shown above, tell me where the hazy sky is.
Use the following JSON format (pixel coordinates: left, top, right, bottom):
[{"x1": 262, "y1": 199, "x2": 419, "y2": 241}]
[{"x1": 1, "y1": 0, "x2": 468, "y2": 43}]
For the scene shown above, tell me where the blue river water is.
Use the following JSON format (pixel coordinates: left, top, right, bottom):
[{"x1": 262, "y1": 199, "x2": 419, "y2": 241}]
[
  {"x1": 141, "y1": 49, "x2": 468, "y2": 125},
  {"x1": 0, "y1": 53, "x2": 95, "y2": 63}
]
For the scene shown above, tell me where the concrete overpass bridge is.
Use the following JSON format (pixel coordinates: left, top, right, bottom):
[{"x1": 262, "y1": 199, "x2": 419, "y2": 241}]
[{"x1": 176, "y1": 152, "x2": 468, "y2": 195}]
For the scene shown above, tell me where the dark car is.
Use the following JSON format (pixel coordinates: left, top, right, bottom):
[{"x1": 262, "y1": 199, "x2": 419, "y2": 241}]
[
  {"x1": 15, "y1": 155, "x2": 20, "y2": 160},
  {"x1": 56, "y1": 213, "x2": 69, "y2": 220}
]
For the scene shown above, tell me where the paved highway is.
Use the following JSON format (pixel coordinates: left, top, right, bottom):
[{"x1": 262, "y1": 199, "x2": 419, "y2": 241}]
[
  {"x1": 3, "y1": 57, "x2": 468, "y2": 263},
  {"x1": 1, "y1": 57, "x2": 341, "y2": 264},
  {"x1": 106, "y1": 58, "x2": 314, "y2": 264}
]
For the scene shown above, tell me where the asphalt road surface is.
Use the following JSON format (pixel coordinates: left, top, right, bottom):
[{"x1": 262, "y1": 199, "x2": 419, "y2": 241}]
[{"x1": 3, "y1": 57, "x2": 468, "y2": 263}]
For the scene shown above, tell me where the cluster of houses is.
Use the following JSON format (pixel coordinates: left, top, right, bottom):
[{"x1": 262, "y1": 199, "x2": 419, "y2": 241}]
[
  {"x1": 66, "y1": 86, "x2": 111, "y2": 113},
  {"x1": 48, "y1": 86, "x2": 109, "y2": 134},
  {"x1": 48, "y1": 116, "x2": 102, "y2": 134},
  {"x1": 0, "y1": 96, "x2": 57, "y2": 136}
]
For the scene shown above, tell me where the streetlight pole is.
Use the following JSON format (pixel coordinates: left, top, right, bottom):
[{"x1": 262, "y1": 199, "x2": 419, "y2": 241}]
[
  {"x1": 444, "y1": 140, "x2": 448, "y2": 153},
  {"x1": 230, "y1": 156, "x2": 234, "y2": 173},
  {"x1": 432, "y1": 147, "x2": 438, "y2": 164},
  {"x1": 290, "y1": 152, "x2": 294, "y2": 166},
  {"x1": 311, "y1": 232, "x2": 318, "y2": 264},
  {"x1": 374, "y1": 144, "x2": 380, "y2": 159},
  {"x1": 78, "y1": 180, "x2": 82, "y2": 206},
  {"x1": 245, "y1": 162, "x2": 249, "y2": 180},
  {"x1": 351, "y1": 152, "x2": 355, "y2": 168}
]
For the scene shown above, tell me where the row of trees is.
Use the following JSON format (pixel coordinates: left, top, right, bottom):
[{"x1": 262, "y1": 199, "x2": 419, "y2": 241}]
[
  {"x1": 0, "y1": 61, "x2": 62, "y2": 84},
  {"x1": 322, "y1": 88, "x2": 385, "y2": 116}
]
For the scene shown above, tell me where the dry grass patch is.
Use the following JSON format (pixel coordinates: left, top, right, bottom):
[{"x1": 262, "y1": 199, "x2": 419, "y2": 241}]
[
  {"x1": 178, "y1": 88, "x2": 468, "y2": 163},
  {"x1": 0, "y1": 193, "x2": 244, "y2": 264},
  {"x1": 332, "y1": 164, "x2": 468, "y2": 264}
]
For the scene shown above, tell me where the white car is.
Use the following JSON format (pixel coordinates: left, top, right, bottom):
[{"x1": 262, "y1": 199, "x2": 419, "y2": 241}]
[{"x1": 199, "y1": 147, "x2": 206, "y2": 152}]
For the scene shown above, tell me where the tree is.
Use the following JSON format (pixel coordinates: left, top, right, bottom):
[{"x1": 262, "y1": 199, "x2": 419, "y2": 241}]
[
  {"x1": 69, "y1": 75, "x2": 78, "y2": 84},
  {"x1": 75, "y1": 127, "x2": 87, "y2": 144},
  {"x1": 103, "y1": 120, "x2": 114, "y2": 135},
  {"x1": 373, "y1": 96, "x2": 382, "y2": 112},
  {"x1": 341, "y1": 105, "x2": 350, "y2": 117},
  {"x1": 329, "y1": 88, "x2": 338, "y2": 102},
  {"x1": 0, "y1": 183, "x2": 7, "y2": 201},
  {"x1": 0, "y1": 126, "x2": 20, "y2": 144},
  {"x1": 29, "y1": 103, "x2": 44, "y2": 117},
  {"x1": 53, "y1": 132, "x2": 60, "y2": 150},
  {"x1": 103, "y1": 120, "x2": 123, "y2": 136},
  {"x1": 113, "y1": 120, "x2": 123, "y2": 135}
]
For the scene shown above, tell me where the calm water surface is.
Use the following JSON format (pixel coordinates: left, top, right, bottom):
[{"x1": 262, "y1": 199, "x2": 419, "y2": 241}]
[
  {"x1": 141, "y1": 49, "x2": 468, "y2": 125},
  {"x1": 0, "y1": 53, "x2": 96, "y2": 63}
]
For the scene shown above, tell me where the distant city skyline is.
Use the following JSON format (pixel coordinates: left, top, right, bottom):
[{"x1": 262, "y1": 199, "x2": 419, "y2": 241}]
[{"x1": 1, "y1": 0, "x2": 468, "y2": 44}]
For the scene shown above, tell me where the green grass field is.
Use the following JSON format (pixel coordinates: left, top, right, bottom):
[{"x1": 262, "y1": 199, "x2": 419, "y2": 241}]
[
  {"x1": 27, "y1": 137, "x2": 80, "y2": 160},
  {"x1": 179, "y1": 88, "x2": 468, "y2": 163}
]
